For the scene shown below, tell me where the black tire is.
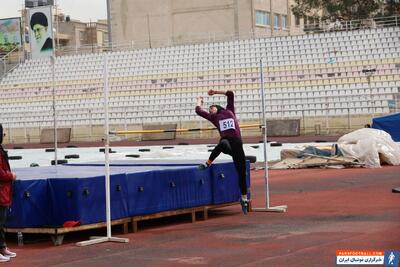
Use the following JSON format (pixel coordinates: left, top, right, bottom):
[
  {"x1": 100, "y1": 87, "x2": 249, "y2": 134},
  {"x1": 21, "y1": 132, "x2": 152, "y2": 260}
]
[
  {"x1": 45, "y1": 148, "x2": 55, "y2": 152},
  {"x1": 245, "y1": 155, "x2": 257, "y2": 163},
  {"x1": 126, "y1": 154, "x2": 140, "y2": 158},
  {"x1": 270, "y1": 142, "x2": 282, "y2": 147},
  {"x1": 51, "y1": 159, "x2": 68, "y2": 165},
  {"x1": 9, "y1": 156, "x2": 22, "y2": 160},
  {"x1": 139, "y1": 148, "x2": 151, "y2": 152},
  {"x1": 65, "y1": 154, "x2": 80, "y2": 159}
]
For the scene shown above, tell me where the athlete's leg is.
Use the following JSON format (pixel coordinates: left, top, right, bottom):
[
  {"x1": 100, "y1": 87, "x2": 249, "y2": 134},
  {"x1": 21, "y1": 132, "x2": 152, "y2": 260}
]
[
  {"x1": 229, "y1": 138, "x2": 247, "y2": 196},
  {"x1": 228, "y1": 138, "x2": 249, "y2": 214},
  {"x1": 199, "y1": 139, "x2": 232, "y2": 169},
  {"x1": 209, "y1": 138, "x2": 232, "y2": 161}
]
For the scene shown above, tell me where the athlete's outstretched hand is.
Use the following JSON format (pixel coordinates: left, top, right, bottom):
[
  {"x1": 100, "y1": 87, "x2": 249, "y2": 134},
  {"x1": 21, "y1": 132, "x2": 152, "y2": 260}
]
[
  {"x1": 196, "y1": 96, "x2": 204, "y2": 106},
  {"x1": 208, "y1": 89, "x2": 226, "y2": 96}
]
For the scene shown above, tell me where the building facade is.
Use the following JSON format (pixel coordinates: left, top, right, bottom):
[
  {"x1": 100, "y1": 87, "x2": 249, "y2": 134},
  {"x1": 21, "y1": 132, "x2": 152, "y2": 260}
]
[
  {"x1": 56, "y1": 15, "x2": 108, "y2": 54},
  {"x1": 110, "y1": 0, "x2": 303, "y2": 48}
]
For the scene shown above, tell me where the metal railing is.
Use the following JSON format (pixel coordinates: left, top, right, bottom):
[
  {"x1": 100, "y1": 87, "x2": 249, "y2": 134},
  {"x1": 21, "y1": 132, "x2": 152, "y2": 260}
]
[
  {"x1": 0, "y1": 46, "x2": 24, "y2": 81},
  {"x1": 302, "y1": 15, "x2": 400, "y2": 33}
]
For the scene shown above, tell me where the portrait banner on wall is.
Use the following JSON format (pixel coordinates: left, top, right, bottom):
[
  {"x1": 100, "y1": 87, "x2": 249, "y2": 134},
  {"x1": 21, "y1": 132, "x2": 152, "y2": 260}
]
[
  {"x1": 0, "y1": 17, "x2": 22, "y2": 53},
  {"x1": 28, "y1": 6, "x2": 54, "y2": 59}
]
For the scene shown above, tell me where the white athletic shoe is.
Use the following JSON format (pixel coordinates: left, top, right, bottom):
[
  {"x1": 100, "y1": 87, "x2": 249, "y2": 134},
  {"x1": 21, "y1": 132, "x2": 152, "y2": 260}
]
[
  {"x1": 239, "y1": 198, "x2": 249, "y2": 215},
  {"x1": 0, "y1": 254, "x2": 10, "y2": 262},
  {"x1": 1, "y1": 248, "x2": 16, "y2": 258}
]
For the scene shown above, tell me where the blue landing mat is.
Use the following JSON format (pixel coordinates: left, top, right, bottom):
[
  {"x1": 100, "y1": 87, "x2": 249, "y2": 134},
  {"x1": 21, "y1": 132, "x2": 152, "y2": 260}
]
[{"x1": 7, "y1": 160, "x2": 250, "y2": 228}]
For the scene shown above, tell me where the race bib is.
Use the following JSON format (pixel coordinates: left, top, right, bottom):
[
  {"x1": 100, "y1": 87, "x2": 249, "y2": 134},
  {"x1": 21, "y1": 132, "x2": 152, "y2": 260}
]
[{"x1": 219, "y1": 118, "x2": 235, "y2": 131}]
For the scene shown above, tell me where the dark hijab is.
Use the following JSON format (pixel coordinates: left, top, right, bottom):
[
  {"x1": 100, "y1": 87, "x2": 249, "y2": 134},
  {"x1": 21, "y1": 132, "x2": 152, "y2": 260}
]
[{"x1": 210, "y1": 105, "x2": 225, "y2": 113}]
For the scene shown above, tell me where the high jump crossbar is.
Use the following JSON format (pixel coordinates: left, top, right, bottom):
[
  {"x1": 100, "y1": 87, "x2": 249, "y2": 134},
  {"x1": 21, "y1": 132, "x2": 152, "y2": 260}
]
[{"x1": 110, "y1": 124, "x2": 262, "y2": 135}]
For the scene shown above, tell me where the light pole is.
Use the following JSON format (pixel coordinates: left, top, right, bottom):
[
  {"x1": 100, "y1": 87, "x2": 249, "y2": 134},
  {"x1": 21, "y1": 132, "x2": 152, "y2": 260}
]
[
  {"x1": 106, "y1": 0, "x2": 112, "y2": 50},
  {"x1": 362, "y1": 68, "x2": 376, "y2": 119},
  {"x1": 55, "y1": 0, "x2": 60, "y2": 49}
]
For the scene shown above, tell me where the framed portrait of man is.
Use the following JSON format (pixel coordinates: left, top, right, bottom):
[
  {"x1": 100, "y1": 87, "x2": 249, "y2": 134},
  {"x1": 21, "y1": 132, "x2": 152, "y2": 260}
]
[{"x1": 28, "y1": 6, "x2": 54, "y2": 59}]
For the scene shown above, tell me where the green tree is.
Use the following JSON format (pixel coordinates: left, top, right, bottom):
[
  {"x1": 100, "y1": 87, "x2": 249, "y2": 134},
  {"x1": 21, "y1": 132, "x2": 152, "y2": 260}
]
[
  {"x1": 291, "y1": 0, "x2": 383, "y2": 21},
  {"x1": 384, "y1": 0, "x2": 400, "y2": 16}
]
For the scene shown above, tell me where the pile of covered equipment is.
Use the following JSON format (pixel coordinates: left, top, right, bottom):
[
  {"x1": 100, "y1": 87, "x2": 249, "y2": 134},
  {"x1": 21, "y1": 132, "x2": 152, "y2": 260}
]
[{"x1": 271, "y1": 128, "x2": 400, "y2": 169}]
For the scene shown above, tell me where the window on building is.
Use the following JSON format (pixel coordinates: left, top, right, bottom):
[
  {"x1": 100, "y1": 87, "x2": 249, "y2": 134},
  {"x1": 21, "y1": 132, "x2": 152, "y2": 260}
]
[
  {"x1": 274, "y1": 14, "x2": 280, "y2": 29},
  {"x1": 295, "y1": 15, "x2": 300, "y2": 26},
  {"x1": 79, "y1": 31, "x2": 85, "y2": 41},
  {"x1": 103, "y1": 32, "x2": 108, "y2": 44},
  {"x1": 309, "y1": 17, "x2": 315, "y2": 26},
  {"x1": 282, "y1": 15, "x2": 287, "y2": 29},
  {"x1": 255, "y1": 10, "x2": 270, "y2": 26}
]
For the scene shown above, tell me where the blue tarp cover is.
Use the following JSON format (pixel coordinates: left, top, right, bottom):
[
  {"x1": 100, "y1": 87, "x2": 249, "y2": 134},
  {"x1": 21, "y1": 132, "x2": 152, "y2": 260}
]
[{"x1": 372, "y1": 113, "x2": 400, "y2": 141}]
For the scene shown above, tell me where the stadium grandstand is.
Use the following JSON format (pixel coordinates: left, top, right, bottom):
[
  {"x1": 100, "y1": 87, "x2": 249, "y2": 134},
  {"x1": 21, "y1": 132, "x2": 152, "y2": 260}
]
[
  {"x1": 0, "y1": 15, "x2": 399, "y2": 144},
  {"x1": 0, "y1": 3, "x2": 400, "y2": 262}
]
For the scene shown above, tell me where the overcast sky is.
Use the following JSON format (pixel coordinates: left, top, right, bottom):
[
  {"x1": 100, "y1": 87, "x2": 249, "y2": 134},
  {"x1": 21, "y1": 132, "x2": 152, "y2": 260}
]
[{"x1": 0, "y1": 0, "x2": 107, "y2": 22}]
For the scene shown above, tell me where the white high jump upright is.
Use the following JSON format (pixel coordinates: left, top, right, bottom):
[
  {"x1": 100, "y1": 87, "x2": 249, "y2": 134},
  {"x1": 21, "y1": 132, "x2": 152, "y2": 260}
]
[
  {"x1": 76, "y1": 54, "x2": 129, "y2": 246},
  {"x1": 51, "y1": 55, "x2": 58, "y2": 166},
  {"x1": 252, "y1": 59, "x2": 287, "y2": 213}
]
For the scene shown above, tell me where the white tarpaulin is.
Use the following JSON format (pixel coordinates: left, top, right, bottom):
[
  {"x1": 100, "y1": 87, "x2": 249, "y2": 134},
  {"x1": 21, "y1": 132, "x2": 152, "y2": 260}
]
[{"x1": 337, "y1": 128, "x2": 400, "y2": 168}]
